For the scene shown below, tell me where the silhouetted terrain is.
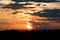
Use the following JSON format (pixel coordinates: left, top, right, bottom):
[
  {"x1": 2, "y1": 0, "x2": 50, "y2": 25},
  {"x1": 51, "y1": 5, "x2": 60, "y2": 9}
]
[
  {"x1": 0, "y1": 30, "x2": 60, "y2": 33},
  {"x1": 12, "y1": 0, "x2": 60, "y2": 2}
]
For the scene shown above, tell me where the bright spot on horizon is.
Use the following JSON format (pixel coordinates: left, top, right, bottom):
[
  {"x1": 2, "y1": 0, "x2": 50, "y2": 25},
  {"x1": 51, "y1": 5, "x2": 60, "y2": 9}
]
[{"x1": 26, "y1": 22, "x2": 33, "y2": 30}]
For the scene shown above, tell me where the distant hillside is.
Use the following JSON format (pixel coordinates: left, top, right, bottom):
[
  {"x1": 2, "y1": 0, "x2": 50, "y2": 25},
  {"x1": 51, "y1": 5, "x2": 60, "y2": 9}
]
[{"x1": 12, "y1": 0, "x2": 60, "y2": 2}]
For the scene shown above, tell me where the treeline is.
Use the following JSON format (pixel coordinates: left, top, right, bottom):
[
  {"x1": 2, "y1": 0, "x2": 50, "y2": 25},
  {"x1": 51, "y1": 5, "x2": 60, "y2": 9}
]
[{"x1": 12, "y1": 0, "x2": 60, "y2": 2}]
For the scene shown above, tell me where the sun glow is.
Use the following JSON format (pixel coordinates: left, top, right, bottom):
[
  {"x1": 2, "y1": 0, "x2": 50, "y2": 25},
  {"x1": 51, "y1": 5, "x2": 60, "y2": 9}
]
[{"x1": 26, "y1": 22, "x2": 33, "y2": 30}]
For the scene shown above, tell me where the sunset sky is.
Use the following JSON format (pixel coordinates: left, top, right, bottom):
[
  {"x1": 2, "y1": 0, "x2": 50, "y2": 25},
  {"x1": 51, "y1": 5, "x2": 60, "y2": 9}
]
[{"x1": 0, "y1": 0, "x2": 60, "y2": 31}]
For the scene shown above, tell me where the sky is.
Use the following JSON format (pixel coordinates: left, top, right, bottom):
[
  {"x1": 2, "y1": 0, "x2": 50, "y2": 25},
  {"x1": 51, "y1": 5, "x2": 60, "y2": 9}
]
[{"x1": 0, "y1": 0, "x2": 60, "y2": 31}]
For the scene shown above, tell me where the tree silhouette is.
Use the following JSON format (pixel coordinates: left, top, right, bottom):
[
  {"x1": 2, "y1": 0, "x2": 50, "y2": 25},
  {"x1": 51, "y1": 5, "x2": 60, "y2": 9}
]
[{"x1": 12, "y1": 0, "x2": 60, "y2": 2}]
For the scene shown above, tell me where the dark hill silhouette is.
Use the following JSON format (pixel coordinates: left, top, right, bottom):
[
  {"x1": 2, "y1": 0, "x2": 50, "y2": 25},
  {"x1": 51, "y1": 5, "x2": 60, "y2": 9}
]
[{"x1": 12, "y1": 0, "x2": 60, "y2": 2}]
